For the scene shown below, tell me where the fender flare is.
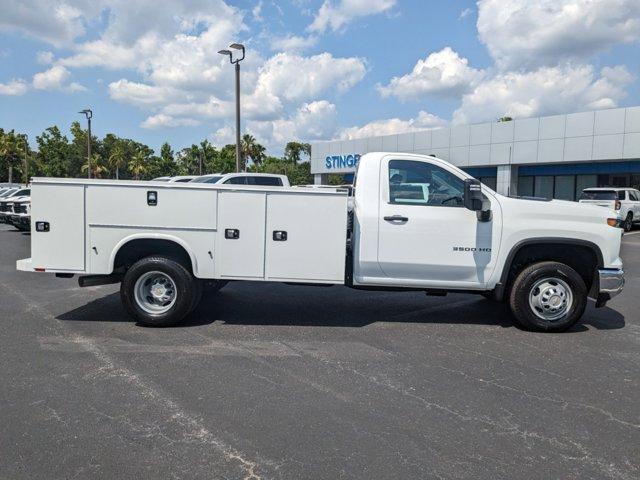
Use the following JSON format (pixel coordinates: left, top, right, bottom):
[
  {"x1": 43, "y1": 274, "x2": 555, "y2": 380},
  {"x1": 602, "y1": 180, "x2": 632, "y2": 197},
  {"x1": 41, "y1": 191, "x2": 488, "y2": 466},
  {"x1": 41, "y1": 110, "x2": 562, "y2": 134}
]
[
  {"x1": 494, "y1": 238, "x2": 604, "y2": 301},
  {"x1": 109, "y1": 233, "x2": 200, "y2": 276}
]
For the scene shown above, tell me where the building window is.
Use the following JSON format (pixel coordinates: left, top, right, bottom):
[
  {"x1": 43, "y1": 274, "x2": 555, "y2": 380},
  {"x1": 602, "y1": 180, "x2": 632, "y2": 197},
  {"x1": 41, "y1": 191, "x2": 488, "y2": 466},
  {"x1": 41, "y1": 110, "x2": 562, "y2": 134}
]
[
  {"x1": 480, "y1": 176, "x2": 497, "y2": 191},
  {"x1": 575, "y1": 174, "x2": 598, "y2": 200},
  {"x1": 518, "y1": 176, "x2": 534, "y2": 197},
  {"x1": 535, "y1": 176, "x2": 554, "y2": 199},
  {"x1": 554, "y1": 175, "x2": 575, "y2": 201}
]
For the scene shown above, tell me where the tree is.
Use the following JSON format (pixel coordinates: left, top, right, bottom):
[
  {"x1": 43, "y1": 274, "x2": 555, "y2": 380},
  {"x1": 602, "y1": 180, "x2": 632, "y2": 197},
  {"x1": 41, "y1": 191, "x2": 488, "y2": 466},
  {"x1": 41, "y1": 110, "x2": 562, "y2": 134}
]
[
  {"x1": 81, "y1": 153, "x2": 109, "y2": 178},
  {"x1": 284, "y1": 141, "x2": 311, "y2": 164},
  {"x1": 129, "y1": 149, "x2": 149, "y2": 180},
  {"x1": 108, "y1": 142, "x2": 128, "y2": 179},
  {"x1": 498, "y1": 116, "x2": 513, "y2": 122},
  {"x1": 0, "y1": 130, "x2": 20, "y2": 183},
  {"x1": 36, "y1": 126, "x2": 71, "y2": 178},
  {"x1": 241, "y1": 134, "x2": 266, "y2": 170}
]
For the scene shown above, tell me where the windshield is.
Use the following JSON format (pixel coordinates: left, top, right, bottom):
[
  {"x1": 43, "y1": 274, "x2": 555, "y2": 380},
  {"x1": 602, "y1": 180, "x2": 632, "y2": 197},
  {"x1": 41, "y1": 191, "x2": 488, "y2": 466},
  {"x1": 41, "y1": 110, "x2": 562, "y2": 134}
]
[
  {"x1": 191, "y1": 176, "x2": 223, "y2": 184},
  {"x1": 579, "y1": 190, "x2": 616, "y2": 201}
]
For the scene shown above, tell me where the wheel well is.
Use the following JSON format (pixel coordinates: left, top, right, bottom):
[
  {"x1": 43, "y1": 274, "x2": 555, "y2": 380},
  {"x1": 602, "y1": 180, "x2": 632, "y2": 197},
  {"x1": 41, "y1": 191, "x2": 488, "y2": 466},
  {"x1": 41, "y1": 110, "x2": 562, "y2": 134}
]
[
  {"x1": 502, "y1": 242, "x2": 600, "y2": 296},
  {"x1": 113, "y1": 239, "x2": 193, "y2": 273}
]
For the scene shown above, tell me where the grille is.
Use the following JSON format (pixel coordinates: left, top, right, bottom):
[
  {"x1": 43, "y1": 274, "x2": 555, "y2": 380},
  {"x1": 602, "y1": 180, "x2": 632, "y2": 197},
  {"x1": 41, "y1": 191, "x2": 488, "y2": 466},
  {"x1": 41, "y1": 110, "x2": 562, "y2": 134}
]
[
  {"x1": 0, "y1": 203, "x2": 8, "y2": 212},
  {"x1": 14, "y1": 204, "x2": 27, "y2": 214}
]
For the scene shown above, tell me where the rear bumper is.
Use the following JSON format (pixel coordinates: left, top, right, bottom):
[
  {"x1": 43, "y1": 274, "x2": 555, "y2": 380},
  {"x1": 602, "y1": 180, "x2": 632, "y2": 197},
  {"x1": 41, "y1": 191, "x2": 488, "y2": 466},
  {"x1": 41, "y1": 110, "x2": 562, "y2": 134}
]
[{"x1": 595, "y1": 268, "x2": 624, "y2": 307}]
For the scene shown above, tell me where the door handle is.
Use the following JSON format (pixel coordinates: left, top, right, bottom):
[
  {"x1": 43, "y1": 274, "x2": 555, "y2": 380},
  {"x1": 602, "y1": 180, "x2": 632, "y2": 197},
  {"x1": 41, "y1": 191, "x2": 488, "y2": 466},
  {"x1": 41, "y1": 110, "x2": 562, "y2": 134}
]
[{"x1": 384, "y1": 215, "x2": 409, "y2": 222}]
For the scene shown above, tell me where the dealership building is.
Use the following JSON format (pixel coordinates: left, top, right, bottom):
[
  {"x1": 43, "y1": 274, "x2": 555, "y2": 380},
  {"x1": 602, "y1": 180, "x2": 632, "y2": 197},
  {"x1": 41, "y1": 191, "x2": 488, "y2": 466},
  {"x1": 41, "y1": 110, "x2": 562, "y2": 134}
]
[{"x1": 310, "y1": 106, "x2": 640, "y2": 200}]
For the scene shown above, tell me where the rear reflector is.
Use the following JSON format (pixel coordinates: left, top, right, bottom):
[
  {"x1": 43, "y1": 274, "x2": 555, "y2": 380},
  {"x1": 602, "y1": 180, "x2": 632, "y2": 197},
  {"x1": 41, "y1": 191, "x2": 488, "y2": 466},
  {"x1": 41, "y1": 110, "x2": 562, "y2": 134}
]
[{"x1": 34, "y1": 268, "x2": 46, "y2": 272}]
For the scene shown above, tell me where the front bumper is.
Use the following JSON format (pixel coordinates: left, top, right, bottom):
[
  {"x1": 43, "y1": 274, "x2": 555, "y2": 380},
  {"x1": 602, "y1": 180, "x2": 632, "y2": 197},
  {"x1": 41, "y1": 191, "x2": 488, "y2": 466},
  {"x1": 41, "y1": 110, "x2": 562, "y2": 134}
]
[{"x1": 595, "y1": 269, "x2": 625, "y2": 307}]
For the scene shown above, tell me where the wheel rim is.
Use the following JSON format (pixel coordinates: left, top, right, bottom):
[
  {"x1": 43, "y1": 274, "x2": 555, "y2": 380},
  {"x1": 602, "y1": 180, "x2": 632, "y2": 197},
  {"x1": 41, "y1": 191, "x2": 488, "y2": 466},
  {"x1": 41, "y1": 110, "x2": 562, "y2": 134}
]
[
  {"x1": 134, "y1": 271, "x2": 177, "y2": 315},
  {"x1": 528, "y1": 277, "x2": 573, "y2": 321}
]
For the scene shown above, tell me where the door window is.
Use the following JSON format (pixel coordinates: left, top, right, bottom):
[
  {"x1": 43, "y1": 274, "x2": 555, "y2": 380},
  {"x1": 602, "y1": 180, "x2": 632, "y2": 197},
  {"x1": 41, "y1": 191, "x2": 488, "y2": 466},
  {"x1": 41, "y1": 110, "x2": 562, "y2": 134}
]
[
  {"x1": 388, "y1": 160, "x2": 464, "y2": 207},
  {"x1": 630, "y1": 191, "x2": 640, "y2": 201},
  {"x1": 247, "y1": 177, "x2": 283, "y2": 186}
]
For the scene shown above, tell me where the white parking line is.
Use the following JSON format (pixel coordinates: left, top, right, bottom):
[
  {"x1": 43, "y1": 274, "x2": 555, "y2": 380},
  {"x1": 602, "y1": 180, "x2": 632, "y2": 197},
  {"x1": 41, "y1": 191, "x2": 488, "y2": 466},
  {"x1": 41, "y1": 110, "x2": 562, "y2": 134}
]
[{"x1": 623, "y1": 231, "x2": 640, "y2": 236}]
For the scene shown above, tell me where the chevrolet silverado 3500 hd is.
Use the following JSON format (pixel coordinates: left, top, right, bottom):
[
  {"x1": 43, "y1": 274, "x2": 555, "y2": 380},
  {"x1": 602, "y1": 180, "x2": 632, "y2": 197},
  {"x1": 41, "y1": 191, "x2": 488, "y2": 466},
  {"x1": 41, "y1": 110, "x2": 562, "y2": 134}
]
[{"x1": 17, "y1": 152, "x2": 624, "y2": 332}]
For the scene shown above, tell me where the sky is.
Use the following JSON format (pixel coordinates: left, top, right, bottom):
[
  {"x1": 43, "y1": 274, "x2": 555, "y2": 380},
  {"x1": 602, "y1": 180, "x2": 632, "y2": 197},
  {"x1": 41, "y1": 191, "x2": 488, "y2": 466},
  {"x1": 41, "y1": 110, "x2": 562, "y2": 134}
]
[{"x1": 1, "y1": 0, "x2": 639, "y2": 155}]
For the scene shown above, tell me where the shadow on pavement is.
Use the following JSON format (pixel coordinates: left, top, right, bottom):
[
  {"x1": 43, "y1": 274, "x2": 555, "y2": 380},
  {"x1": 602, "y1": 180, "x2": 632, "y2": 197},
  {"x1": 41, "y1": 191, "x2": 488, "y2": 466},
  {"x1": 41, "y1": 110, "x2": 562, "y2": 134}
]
[{"x1": 56, "y1": 285, "x2": 626, "y2": 332}]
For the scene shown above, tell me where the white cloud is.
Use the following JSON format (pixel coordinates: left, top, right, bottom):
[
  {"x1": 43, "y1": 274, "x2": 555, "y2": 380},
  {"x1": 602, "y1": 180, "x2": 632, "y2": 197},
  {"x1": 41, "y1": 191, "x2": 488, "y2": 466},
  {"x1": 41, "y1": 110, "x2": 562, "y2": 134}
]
[
  {"x1": 378, "y1": 47, "x2": 483, "y2": 100},
  {"x1": 309, "y1": 0, "x2": 396, "y2": 33},
  {"x1": 270, "y1": 34, "x2": 318, "y2": 52},
  {"x1": 247, "y1": 100, "x2": 339, "y2": 149},
  {"x1": 255, "y1": 52, "x2": 366, "y2": 103},
  {"x1": 141, "y1": 114, "x2": 201, "y2": 129},
  {"x1": 108, "y1": 79, "x2": 188, "y2": 107},
  {"x1": 0, "y1": 79, "x2": 28, "y2": 96},
  {"x1": 477, "y1": 0, "x2": 640, "y2": 69},
  {"x1": 36, "y1": 51, "x2": 54, "y2": 65},
  {"x1": 453, "y1": 64, "x2": 635, "y2": 124},
  {"x1": 459, "y1": 8, "x2": 472, "y2": 19},
  {"x1": 252, "y1": 1, "x2": 264, "y2": 22},
  {"x1": 340, "y1": 111, "x2": 446, "y2": 139},
  {"x1": 32, "y1": 65, "x2": 86, "y2": 92},
  {"x1": 0, "y1": 0, "x2": 98, "y2": 47}
]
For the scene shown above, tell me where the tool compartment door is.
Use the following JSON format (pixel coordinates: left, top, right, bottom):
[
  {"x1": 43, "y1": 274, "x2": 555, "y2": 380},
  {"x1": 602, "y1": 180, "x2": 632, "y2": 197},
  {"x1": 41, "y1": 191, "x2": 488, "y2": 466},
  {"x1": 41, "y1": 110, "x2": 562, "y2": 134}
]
[
  {"x1": 265, "y1": 193, "x2": 347, "y2": 283},
  {"x1": 215, "y1": 191, "x2": 266, "y2": 279},
  {"x1": 31, "y1": 183, "x2": 85, "y2": 271}
]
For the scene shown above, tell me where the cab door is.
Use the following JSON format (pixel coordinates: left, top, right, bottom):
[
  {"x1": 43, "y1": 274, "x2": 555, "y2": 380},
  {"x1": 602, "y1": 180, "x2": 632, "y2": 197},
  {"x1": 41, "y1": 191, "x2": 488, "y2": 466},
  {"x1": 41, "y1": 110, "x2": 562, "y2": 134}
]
[{"x1": 377, "y1": 157, "x2": 501, "y2": 288}]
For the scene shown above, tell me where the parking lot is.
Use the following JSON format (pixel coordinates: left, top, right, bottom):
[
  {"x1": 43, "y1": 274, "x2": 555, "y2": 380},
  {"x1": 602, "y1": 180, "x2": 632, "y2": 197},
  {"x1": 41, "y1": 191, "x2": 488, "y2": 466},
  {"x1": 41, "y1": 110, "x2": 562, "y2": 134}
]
[{"x1": 0, "y1": 224, "x2": 638, "y2": 480}]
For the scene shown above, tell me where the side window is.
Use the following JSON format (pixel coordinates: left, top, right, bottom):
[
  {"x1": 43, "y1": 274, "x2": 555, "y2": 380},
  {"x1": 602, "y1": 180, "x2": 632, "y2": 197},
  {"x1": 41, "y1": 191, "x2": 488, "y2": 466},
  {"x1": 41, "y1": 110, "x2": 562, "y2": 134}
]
[
  {"x1": 247, "y1": 177, "x2": 282, "y2": 186},
  {"x1": 618, "y1": 191, "x2": 626, "y2": 201},
  {"x1": 388, "y1": 159, "x2": 465, "y2": 207},
  {"x1": 630, "y1": 191, "x2": 640, "y2": 201},
  {"x1": 224, "y1": 177, "x2": 247, "y2": 185}
]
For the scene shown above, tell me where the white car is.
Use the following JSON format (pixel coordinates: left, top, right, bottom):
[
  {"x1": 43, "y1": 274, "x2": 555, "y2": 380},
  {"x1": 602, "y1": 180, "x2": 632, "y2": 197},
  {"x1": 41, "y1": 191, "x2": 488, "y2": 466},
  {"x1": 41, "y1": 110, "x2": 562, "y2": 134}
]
[
  {"x1": 579, "y1": 187, "x2": 640, "y2": 232},
  {"x1": 190, "y1": 173, "x2": 290, "y2": 187},
  {"x1": 167, "y1": 176, "x2": 200, "y2": 183},
  {"x1": 0, "y1": 188, "x2": 30, "y2": 225},
  {"x1": 9, "y1": 198, "x2": 30, "y2": 231}
]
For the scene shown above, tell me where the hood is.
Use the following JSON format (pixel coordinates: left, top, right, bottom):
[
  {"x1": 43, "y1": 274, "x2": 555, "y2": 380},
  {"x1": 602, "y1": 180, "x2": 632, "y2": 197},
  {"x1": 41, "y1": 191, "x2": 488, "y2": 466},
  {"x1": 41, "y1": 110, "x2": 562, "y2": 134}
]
[{"x1": 499, "y1": 195, "x2": 619, "y2": 222}]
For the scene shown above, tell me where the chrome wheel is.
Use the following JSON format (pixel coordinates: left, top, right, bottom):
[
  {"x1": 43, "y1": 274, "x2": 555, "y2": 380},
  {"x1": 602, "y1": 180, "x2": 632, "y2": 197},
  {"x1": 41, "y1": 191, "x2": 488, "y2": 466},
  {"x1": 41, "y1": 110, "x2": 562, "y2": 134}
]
[
  {"x1": 528, "y1": 277, "x2": 573, "y2": 321},
  {"x1": 134, "y1": 271, "x2": 177, "y2": 315}
]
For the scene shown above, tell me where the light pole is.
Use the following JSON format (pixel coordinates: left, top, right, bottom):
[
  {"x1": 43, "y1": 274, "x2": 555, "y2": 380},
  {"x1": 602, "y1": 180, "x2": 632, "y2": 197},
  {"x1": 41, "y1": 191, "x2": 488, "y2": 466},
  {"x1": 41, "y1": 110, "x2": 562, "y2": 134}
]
[
  {"x1": 79, "y1": 109, "x2": 92, "y2": 178},
  {"x1": 218, "y1": 43, "x2": 245, "y2": 173},
  {"x1": 23, "y1": 136, "x2": 29, "y2": 185}
]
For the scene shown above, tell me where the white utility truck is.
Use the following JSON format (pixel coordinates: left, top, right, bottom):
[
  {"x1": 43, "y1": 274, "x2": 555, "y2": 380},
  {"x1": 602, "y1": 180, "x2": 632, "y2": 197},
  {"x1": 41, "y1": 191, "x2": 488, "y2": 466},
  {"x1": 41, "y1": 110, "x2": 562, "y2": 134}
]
[{"x1": 18, "y1": 153, "x2": 624, "y2": 332}]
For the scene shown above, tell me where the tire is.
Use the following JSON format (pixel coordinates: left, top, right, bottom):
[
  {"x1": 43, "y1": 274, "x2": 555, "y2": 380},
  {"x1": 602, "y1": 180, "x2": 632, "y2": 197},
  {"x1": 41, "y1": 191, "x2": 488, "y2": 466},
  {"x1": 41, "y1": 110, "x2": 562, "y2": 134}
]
[
  {"x1": 624, "y1": 212, "x2": 633, "y2": 232},
  {"x1": 509, "y1": 261, "x2": 587, "y2": 332},
  {"x1": 189, "y1": 279, "x2": 203, "y2": 313},
  {"x1": 120, "y1": 256, "x2": 196, "y2": 327}
]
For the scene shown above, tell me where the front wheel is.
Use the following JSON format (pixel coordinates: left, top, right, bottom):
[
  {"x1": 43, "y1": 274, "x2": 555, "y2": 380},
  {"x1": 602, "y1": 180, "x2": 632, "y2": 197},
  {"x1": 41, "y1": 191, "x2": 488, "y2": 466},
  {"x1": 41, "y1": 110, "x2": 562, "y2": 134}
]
[
  {"x1": 121, "y1": 256, "x2": 196, "y2": 327},
  {"x1": 509, "y1": 261, "x2": 587, "y2": 332}
]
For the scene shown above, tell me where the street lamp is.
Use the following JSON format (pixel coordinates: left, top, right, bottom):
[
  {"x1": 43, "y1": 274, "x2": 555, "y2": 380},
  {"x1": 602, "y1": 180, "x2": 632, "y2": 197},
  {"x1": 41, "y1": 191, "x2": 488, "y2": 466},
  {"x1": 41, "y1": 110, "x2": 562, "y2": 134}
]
[
  {"x1": 218, "y1": 43, "x2": 245, "y2": 173},
  {"x1": 79, "y1": 109, "x2": 92, "y2": 179}
]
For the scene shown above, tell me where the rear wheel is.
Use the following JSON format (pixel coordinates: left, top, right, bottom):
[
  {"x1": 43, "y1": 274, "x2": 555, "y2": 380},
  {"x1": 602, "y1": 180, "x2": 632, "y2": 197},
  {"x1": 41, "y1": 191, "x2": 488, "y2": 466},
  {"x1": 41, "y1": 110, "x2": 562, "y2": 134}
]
[
  {"x1": 121, "y1": 256, "x2": 196, "y2": 327},
  {"x1": 624, "y1": 212, "x2": 633, "y2": 232},
  {"x1": 509, "y1": 261, "x2": 587, "y2": 332}
]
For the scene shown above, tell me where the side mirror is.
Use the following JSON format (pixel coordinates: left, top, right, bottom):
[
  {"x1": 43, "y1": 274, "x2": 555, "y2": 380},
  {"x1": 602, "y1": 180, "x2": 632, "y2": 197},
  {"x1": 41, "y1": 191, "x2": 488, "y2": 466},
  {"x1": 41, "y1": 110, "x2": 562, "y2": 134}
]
[{"x1": 464, "y1": 178, "x2": 483, "y2": 211}]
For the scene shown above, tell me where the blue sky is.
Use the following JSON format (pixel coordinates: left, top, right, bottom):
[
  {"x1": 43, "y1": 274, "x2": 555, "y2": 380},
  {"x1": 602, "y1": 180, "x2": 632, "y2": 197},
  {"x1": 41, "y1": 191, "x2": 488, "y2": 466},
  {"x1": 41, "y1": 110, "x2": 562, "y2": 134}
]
[{"x1": 1, "y1": 0, "x2": 639, "y2": 155}]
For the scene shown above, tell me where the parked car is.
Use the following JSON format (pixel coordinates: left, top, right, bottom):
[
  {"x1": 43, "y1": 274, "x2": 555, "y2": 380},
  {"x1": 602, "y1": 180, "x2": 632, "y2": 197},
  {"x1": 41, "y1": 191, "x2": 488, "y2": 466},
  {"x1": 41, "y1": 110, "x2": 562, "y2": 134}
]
[
  {"x1": 190, "y1": 173, "x2": 290, "y2": 187},
  {"x1": 579, "y1": 187, "x2": 640, "y2": 232},
  {"x1": 0, "y1": 188, "x2": 30, "y2": 225},
  {"x1": 19, "y1": 153, "x2": 624, "y2": 332},
  {"x1": 9, "y1": 198, "x2": 31, "y2": 231},
  {"x1": 167, "y1": 176, "x2": 199, "y2": 183}
]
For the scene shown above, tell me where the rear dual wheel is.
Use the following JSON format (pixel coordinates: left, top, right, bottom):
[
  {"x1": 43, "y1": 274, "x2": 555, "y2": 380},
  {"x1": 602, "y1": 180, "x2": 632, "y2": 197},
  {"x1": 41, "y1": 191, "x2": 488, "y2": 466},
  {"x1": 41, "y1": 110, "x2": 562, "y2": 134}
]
[{"x1": 121, "y1": 256, "x2": 199, "y2": 327}]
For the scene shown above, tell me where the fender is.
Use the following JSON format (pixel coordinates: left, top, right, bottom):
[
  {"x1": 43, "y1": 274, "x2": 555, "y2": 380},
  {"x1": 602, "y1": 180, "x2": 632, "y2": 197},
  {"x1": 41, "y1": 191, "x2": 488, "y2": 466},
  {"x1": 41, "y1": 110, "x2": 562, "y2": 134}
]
[
  {"x1": 494, "y1": 237, "x2": 604, "y2": 301},
  {"x1": 108, "y1": 233, "x2": 200, "y2": 276}
]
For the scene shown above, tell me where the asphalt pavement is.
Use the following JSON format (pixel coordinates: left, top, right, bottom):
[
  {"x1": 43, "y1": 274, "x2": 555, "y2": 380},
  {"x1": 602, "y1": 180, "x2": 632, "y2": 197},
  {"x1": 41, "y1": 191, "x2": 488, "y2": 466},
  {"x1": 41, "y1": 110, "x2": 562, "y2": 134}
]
[{"x1": 0, "y1": 224, "x2": 638, "y2": 480}]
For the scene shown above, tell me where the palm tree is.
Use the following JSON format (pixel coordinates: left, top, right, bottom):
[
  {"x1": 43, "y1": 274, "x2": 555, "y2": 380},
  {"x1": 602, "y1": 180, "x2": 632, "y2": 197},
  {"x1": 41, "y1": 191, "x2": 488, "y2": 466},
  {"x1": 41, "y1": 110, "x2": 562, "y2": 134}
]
[
  {"x1": 108, "y1": 143, "x2": 128, "y2": 179},
  {"x1": 129, "y1": 150, "x2": 148, "y2": 180},
  {"x1": 284, "y1": 142, "x2": 311, "y2": 164},
  {"x1": 241, "y1": 134, "x2": 266, "y2": 170},
  {"x1": 81, "y1": 153, "x2": 108, "y2": 178}
]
